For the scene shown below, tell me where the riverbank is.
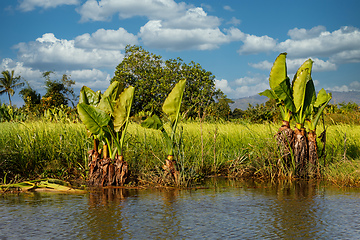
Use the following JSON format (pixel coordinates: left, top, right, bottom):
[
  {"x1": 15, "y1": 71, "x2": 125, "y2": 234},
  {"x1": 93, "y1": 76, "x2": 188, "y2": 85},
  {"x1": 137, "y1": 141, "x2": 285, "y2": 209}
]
[{"x1": 1, "y1": 121, "x2": 359, "y2": 187}]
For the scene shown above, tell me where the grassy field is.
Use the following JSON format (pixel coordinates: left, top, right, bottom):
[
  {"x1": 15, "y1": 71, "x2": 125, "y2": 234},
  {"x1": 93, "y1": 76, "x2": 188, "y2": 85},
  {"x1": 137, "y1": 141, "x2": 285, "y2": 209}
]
[{"x1": 1, "y1": 120, "x2": 359, "y2": 186}]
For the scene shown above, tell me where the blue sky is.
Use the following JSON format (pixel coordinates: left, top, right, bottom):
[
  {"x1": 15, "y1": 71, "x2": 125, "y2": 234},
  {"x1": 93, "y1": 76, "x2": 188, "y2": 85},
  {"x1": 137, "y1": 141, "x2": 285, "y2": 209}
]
[{"x1": 1, "y1": 0, "x2": 360, "y2": 106}]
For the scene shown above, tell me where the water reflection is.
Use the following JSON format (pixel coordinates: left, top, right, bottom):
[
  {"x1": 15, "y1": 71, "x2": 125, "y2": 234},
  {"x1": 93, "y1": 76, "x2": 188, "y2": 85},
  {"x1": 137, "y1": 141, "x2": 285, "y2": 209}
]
[
  {"x1": 1, "y1": 180, "x2": 360, "y2": 239},
  {"x1": 85, "y1": 187, "x2": 134, "y2": 239}
]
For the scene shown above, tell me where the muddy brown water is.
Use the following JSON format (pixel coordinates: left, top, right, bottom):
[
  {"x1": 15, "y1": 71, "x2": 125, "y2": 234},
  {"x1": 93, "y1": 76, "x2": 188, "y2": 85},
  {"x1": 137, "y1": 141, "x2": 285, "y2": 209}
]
[{"x1": 1, "y1": 179, "x2": 360, "y2": 239}]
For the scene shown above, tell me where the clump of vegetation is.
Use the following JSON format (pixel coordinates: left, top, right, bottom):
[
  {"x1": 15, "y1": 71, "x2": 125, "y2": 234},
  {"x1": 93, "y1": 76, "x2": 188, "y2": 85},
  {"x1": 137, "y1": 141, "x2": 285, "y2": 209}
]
[
  {"x1": 1, "y1": 46, "x2": 360, "y2": 188},
  {"x1": 141, "y1": 79, "x2": 186, "y2": 185},
  {"x1": 77, "y1": 82, "x2": 135, "y2": 186},
  {"x1": 260, "y1": 53, "x2": 332, "y2": 178}
]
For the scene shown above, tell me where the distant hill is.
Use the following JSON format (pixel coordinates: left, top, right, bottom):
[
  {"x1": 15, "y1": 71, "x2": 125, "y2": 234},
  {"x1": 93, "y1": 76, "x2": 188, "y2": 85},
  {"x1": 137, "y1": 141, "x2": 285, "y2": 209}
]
[{"x1": 230, "y1": 91, "x2": 360, "y2": 111}]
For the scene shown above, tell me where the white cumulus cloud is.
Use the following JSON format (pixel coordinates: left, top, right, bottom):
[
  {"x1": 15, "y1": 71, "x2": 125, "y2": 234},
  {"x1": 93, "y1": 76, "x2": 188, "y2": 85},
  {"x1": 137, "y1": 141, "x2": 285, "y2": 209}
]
[
  {"x1": 215, "y1": 74, "x2": 268, "y2": 99},
  {"x1": 162, "y1": 7, "x2": 221, "y2": 29},
  {"x1": 67, "y1": 68, "x2": 111, "y2": 92},
  {"x1": 18, "y1": 0, "x2": 80, "y2": 12},
  {"x1": 75, "y1": 28, "x2": 138, "y2": 50},
  {"x1": 250, "y1": 57, "x2": 337, "y2": 73},
  {"x1": 0, "y1": 58, "x2": 43, "y2": 88},
  {"x1": 14, "y1": 33, "x2": 124, "y2": 71},
  {"x1": 234, "y1": 75, "x2": 268, "y2": 98},
  {"x1": 139, "y1": 20, "x2": 237, "y2": 50},
  {"x1": 215, "y1": 79, "x2": 234, "y2": 96},
  {"x1": 278, "y1": 26, "x2": 360, "y2": 61},
  {"x1": 238, "y1": 34, "x2": 277, "y2": 55}
]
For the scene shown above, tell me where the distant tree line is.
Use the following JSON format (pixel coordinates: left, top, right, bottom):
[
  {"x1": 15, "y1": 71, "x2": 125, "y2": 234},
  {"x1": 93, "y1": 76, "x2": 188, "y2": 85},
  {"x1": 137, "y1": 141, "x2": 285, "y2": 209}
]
[{"x1": 1, "y1": 45, "x2": 359, "y2": 124}]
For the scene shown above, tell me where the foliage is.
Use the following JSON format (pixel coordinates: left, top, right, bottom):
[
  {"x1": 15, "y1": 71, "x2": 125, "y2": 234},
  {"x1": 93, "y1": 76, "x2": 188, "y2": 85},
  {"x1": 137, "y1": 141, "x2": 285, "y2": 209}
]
[
  {"x1": 0, "y1": 70, "x2": 24, "y2": 106},
  {"x1": 259, "y1": 53, "x2": 294, "y2": 122},
  {"x1": 208, "y1": 96, "x2": 234, "y2": 121},
  {"x1": 2, "y1": 121, "x2": 360, "y2": 186},
  {"x1": 42, "y1": 71, "x2": 77, "y2": 109},
  {"x1": 43, "y1": 104, "x2": 79, "y2": 123},
  {"x1": 77, "y1": 82, "x2": 135, "y2": 157},
  {"x1": 112, "y1": 45, "x2": 224, "y2": 119},
  {"x1": 141, "y1": 79, "x2": 186, "y2": 156},
  {"x1": 19, "y1": 80, "x2": 41, "y2": 112},
  {"x1": 0, "y1": 102, "x2": 28, "y2": 122},
  {"x1": 0, "y1": 121, "x2": 90, "y2": 182}
]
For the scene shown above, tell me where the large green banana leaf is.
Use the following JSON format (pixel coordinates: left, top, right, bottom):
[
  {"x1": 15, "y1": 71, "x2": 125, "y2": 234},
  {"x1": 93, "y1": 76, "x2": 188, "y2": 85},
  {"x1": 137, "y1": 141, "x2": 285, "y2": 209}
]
[
  {"x1": 162, "y1": 79, "x2": 186, "y2": 123},
  {"x1": 141, "y1": 114, "x2": 172, "y2": 154},
  {"x1": 306, "y1": 90, "x2": 332, "y2": 131},
  {"x1": 269, "y1": 53, "x2": 288, "y2": 90},
  {"x1": 292, "y1": 68, "x2": 311, "y2": 113},
  {"x1": 312, "y1": 92, "x2": 332, "y2": 129},
  {"x1": 103, "y1": 81, "x2": 124, "y2": 101},
  {"x1": 77, "y1": 103, "x2": 110, "y2": 135},
  {"x1": 303, "y1": 79, "x2": 316, "y2": 117},
  {"x1": 259, "y1": 89, "x2": 277, "y2": 100},
  {"x1": 292, "y1": 59, "x2": 313, "y2": 87},
  {"x1": 98, "y1": 81, "x2": 124, "y2": 114},
  {"x1": 314, "y1": 88, "x2": 332, "y2": 108},
  {"x1": 273, "y1": 78, "x2": 295, "y2": 112},
  {"x1": 141, "y1": 114, "x2": 164, "y2": 130},
  {"x1": 113, "y1": 86, "x2": 135, "y2": 132},
  {"x1": 79, "y1": 86, "x2": 101, "y2": 106}
]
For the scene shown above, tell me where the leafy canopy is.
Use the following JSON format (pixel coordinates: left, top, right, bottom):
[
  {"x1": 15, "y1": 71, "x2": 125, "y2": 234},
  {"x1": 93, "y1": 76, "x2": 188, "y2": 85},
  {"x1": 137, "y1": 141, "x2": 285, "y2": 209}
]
[{"x1": 111, "y1": 45, "x2": 224, "y2": 119}]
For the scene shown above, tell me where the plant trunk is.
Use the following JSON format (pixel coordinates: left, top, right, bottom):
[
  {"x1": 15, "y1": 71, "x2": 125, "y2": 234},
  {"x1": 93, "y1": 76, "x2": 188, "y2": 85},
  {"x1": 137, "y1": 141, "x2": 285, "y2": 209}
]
[
  {"x1": 293, "y1": 127, "x2": 308, "y2": 178},
  {"x1": 163, "y1": 155, "x2": 179, "y2": 184},
  {"x1": 87, "y1": 150, "x2": 128, "y2": 187},
  {"x1": 87, "y1": 149, "x2": 102, "y2": 186},
  {"x1": 276, "y1": 120, "x2": 294, "y2": 165},
  {"x1": 307, "y1": 131, "x2": 319, "y2": 178},
  {"x1": 114, "y1": 155, "x2": 128, "y2": 186}
]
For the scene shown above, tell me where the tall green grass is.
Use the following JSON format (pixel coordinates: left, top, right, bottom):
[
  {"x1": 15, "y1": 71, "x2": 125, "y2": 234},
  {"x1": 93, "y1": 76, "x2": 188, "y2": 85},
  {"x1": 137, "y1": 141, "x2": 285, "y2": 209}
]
[
  {"x1": 0, "y1": 121, "x2": 91, "y2": 183},
  {"x1": 1, "y1": 121, "x2": 359, "y2": 186}
]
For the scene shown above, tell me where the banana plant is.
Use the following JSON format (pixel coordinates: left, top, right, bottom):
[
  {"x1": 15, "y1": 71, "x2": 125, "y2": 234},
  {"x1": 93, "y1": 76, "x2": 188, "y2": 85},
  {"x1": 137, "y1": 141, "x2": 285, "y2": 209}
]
[
  {"x1": 291, "y1": 59, "x2": 314, "y2": 130},
  {"x1": 77, "y1": 82, "x2": 134, "y2": 186},
  {"x1": 141, "y1": 79, "x2": 186, "y2": 182},
  {"x1": 259, "y1": 53, "x2": 296, "y2": 165},
  {"x1": 77, "y1": 82, "x2": 134, "y2": 158},
  {"x1": 305, "y1": 88, "x2": 332, "y2": 132},
  {"x1": 259, "y1": 53, "x2": 295, "y2": 123},
  {"x1": 305, "y1": 88, "x2": 332, "y2": 176}
]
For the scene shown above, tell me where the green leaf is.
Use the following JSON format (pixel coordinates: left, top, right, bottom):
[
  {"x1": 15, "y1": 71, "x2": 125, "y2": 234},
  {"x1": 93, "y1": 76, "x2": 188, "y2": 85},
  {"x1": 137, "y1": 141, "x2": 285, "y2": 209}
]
[
  {"x1": 79, "y1": 86, "x2": 101, "y2": 106},
  {"x1": 314, "y1": 88, "x2": 332, "y2": 108},
  {"x1": 98, "y1": 96, "x2": 114, "y2": 114},
  {"x1": 103, "y1": 81, "x2": 124, "y2": 101},
  {"x1": 292, "y1": 68, "x2": 310, "y2": 113},
  {"x1": 312, "y1": 92, "x2": 332, "y2": 128},
  {"x1": 259, "y1": 89, "x2": 277, "y2": 100},
  {"x1": 141, "y1": 114, "x2": 164, "y2": 130},
  {"x1": 98, "y1": 81, "x2": 124, "y2": 113},
  {"x1": 162, "y1": 79, "x2": 186, "y2": 123},
  {"x1": 113, "y1": 86, "x2": 135, "y2": 132},
  {"x1": 273, "y1": 78, "x2": 295, "y2": 112},
  {"x1": 292, "y1": 59, "x2": 313, "y2": 85},
  {"x1": 303, "y1": 79, "x2": 316, "y2": 117},
  {"x1": 269, "y1": 53, "x2": 288, "y2": 90},
  {"x1": 77, "y1": 103, "x2": 110, "y2": 135}
]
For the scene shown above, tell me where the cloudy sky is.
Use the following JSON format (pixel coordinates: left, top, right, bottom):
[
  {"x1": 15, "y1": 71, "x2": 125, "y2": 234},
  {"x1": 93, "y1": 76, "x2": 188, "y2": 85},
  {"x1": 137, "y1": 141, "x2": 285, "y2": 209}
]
[{"x1": 1, "y1": 0, "x2": 360, "y2": 106}]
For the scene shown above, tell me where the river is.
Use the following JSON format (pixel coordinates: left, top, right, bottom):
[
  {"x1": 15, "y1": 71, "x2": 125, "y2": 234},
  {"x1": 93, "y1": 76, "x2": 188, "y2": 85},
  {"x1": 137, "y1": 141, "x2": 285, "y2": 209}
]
[{"x1": 1, "y1": 179, "x2": 360, "y2": 239}]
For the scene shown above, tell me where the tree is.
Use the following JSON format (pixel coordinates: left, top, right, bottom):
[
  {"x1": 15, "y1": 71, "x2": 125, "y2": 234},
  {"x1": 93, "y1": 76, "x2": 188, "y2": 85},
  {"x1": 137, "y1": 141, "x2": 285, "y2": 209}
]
[
  {"x1": 41, "y1": 71, "x2": 76, "y2": 109},
  {"x1": 0, "y1": 70, "x2": 24, "y2": 106},
  {"x1": 19, "y1": 80, "x2": 41, "y2": 111},
  {"x1": 208, "y1": 95, "x2": 234, "y2": 120},
  {"x1": 112, "y1": 45, "x2": 224, "y2": 119}
]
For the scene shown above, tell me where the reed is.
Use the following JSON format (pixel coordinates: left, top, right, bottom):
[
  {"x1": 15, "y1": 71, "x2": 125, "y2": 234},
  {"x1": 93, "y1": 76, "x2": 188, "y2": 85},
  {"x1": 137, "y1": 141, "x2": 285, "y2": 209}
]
[{"x1": 1, "y1": 121, "x2": 359, "y2": 186}]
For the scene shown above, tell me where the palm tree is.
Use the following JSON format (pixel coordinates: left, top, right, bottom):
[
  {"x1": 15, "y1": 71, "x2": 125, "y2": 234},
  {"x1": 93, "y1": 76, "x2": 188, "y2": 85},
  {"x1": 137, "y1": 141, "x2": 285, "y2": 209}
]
[{"x1": 0, "y1": 70, "x2": 24, "y2": 106}]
